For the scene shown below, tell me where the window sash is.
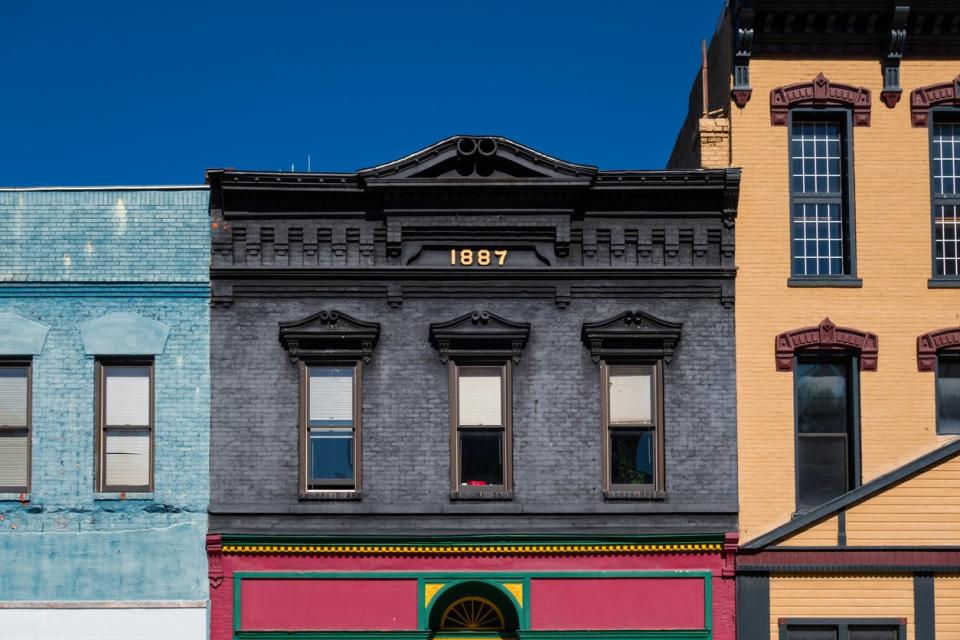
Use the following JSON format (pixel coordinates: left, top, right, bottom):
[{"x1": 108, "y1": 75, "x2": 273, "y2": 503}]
[
  {"x1": 602, "y1": 361, "x2": 662, "y2": 491},
  {"x1": 97, "y1": 362, "x2": 153, "y2": 492},
  {"x1": 607, "y1": 365, "x2": 655, "y2": 426},
  {"x1": 0, "y1": 368, "x2": 28, "y2": 427},
  {"x1": 451, "y1": 363, "x2": 511, "y2": 493},
  {"x1": 301, "y1": 363, "x2": 360, "y2": 492},
  {"x1": 783, "y1": 621, "x2": 903, "y2": 640},
  {"x1": 937, "y1": 354, "x2": 960, "y2": 433}
]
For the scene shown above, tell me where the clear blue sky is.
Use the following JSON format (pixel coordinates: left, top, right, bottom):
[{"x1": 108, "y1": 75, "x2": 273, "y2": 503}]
[{"x1": 1, "y1": 1, "x2": 724, "y2": 186}]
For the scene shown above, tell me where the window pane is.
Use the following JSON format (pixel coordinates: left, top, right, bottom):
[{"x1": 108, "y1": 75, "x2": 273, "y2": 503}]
[
  {"x1": 938, "y1": 357, "x2": 960, "y2": 433},
  {"x1": 849, "y1": 626, "x2": 898, "y2": 640},
  {"x1": 0, "y1": 431, "x2": 28, "y2": 488},
  {"x1": 610, "y1": 429, "x2": 655, "y2": 485},
  {"x1": 797, "y1": 435, "x2": 848, "y2": 511},
  {"x1": 460, "y1": 430, "x2": 503, "y2": 486},
  {"x1": 934, "y1": 204, "x2": 960, "y2": 277},
  {"x1": 309, "y1": 367, "x2": 353, "y2": 425},
  {"x1": 308, "y1": 429, "x2": 354, "y2": 483},
  {"x1": 105, "y1": 367, "x2": 150, "y2": 426},
  {"x1": 609, "y1": 367, "x2": 653, "y2": 424},
  {"x1": 933, "y1": 120, "x2": 960, "y2": 196},
  {"x1": 797, "y1": 361, "x2": 849, "y2": 434},
  {"x1": 786, "y1": 627, "x2": 837, "y2": 640},
  {"x1": 0, "y1": 368, "x2": 27, "y2": 427},
  {"x1": 104, "y1": 428, "x2": 150, "y2": 488},
  {"x1": 458, "y1": 368, "x2": 502, "y2": 426}
]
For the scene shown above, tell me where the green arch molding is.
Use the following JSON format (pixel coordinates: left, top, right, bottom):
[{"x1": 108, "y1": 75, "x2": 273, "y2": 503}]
[
  {"x1": 0, "y1": 312, "x2": 49, "y2": 355},
  {"x1": 79, "y1": 311, "x2": 170, "y2": 355},
  {"x1": 424, "y1": 579, "x2": 524, "y2": 632}
]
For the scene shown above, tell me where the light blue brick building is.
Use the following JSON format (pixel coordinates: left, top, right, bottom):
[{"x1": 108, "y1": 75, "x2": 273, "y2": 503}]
[{"x1": 0, "y1": 187, "x2": 210, "y2": 639}]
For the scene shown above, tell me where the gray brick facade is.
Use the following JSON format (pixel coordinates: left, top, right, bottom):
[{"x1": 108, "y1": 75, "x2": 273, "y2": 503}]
[{"x1": 208, "y1": 136, "x2": 739, "y2": 536}]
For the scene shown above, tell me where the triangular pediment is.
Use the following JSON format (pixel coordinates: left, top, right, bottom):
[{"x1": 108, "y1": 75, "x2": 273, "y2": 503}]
[
  {"x1": 358, "y1": 136, "x2": 597, "y2": 183},
  {"x1": 278, "y1": 310, "x2": 380, "y2": 363},
  {"x1": 581, "y1": 311, "x2": 683, "y2": 363},
  {"x1": 429, "y1": 311, "x2": 531, "y2": 363}
]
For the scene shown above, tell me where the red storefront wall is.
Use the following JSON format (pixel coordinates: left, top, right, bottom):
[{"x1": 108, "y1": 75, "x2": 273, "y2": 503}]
[{"x1": 208, "y1": 536, "x2": 737, "y2": 640}]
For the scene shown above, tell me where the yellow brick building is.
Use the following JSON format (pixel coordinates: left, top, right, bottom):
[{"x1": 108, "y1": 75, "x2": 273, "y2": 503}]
[{"x1": 670, "y1": 2, "x2": 960, "y2": 638}]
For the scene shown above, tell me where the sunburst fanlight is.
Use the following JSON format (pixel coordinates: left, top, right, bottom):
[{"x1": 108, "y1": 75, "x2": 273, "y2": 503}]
[{"x1": 439, "y1": 596, "x2": 506, "y2": 631}]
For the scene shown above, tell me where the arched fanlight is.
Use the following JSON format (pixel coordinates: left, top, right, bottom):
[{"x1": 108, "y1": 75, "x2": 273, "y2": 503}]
[{"x1": 439, "y1": 596, "x2": 506, "y2": 631}]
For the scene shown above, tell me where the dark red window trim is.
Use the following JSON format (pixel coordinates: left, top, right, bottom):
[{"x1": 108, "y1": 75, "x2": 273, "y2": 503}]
[
  {"x1": 774, "y1": 317, "x2": 879, "y2": 372},
  {"x1": 770, "y1": 73, "x2": 872, "y2": 127},
  {"x1": 910, "y1": 75, "x2": 960, "y2": 127},
  {"x1": 917, "y1": 327, "x2": 960, "y2": 371}
]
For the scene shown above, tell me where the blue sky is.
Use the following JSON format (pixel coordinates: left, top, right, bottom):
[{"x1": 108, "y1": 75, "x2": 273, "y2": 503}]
[{"x1": 1, "y1": 1, "x2": 724, "y2": 186}]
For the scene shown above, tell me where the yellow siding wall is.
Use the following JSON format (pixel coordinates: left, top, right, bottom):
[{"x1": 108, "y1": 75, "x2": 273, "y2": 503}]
[
  {"x1": 937, "y1": 575, "x2": 960, "y2": 639},
  {"x1": 732, "y1": 57, "x2": 960, "y2": 543},
  {"x1": 769, "y1": 576, "x2": 915, "y2": 639},
  {"x1": 777, "y1": 515, "x2": 839, "y2": 547},
  {"x1": 845, "y1": 454, "x2": 960, "y2": 545}
]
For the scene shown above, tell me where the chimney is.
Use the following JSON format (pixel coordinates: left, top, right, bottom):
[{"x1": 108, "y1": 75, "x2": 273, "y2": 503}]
[{"x1": 697, "y1": 115, "x2": 731, "y2": 169}]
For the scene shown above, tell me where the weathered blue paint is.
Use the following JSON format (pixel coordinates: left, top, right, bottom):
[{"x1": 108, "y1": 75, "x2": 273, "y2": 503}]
[
  {"x1": 0, "y1": 188, "x2": 209, "y2": 603},
  {"x1": 79, "y1": 311, "x2": 171, "y2": 355},
  {"x1": 0, "y1": 312, "x2": 49, "y2": 355}
]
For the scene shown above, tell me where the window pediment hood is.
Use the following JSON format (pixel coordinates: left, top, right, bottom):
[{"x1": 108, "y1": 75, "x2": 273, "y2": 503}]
[
  {"x1": 357, "y1": 136, "x2": 597, "y2": 187},
  {"x1": 279, "y1": 310, "x2": 380, "y2": 363},
  {"x1": 581, "y1": 311, "x2": 683, "y2": 364},
  {"x1": 429, "y1": 311, "x2": 531, "y2": 364}
]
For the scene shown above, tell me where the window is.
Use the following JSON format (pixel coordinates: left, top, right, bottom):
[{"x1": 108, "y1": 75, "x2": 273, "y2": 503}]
[
  {"x1": 790, "y1": 114, "x2": 854, "y2": 279},
  {"x1": 931, "y1": 113, "x2": 960, "y2": 278},
  {"x1": 781, "y1": 620, "x2": 904, "y2": 640},
  {"x1": 301, "y1": 364, "x2": 360, "y2": 493},
  {"x1": 602, "y1": 362, "x2": 663, "y2": 493},
  {"x1": 938, "y1": 353, "x2": 960, "y2": 434},
  {"x1": 0, "y1": 362, "x2": 30, "y2": 492},
  {"x1": 795, "y1": 356, "x2": 859, "y2": 512},
  {"x1": 450, "y1": 363, "x2": 511, "y2": 493},
  {"x1": 96, "y1": 362, "x2": 153, "y2": 492}
]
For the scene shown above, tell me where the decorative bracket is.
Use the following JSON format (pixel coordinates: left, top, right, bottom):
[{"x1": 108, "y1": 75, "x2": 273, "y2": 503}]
[
  {"x1": 911, "y1": 75, "x2": 960, "y2": 127},
  {"x1": 880, "y1": 5, "x2": 910, "y2": 108},
  {"x1": 279, "y1": 310, "x2": 381, "y2": 364},
  {"x1": 732, "y1": 7, "x2": 755, "y2": 108},
  {"x1": 581, "y1": 311, "x2": 683, "y2": 364},
  {"x1": 917, "y1": 327, "x2": 960, "y2": 371},
  {"x1": 206, "y1": 534, "x2": 224, "y2": 589},
  {"x1": 429, "y1": 311, "x2": 530, "y2": 364},
  {"x1": 721, "y1": 532, "x2": 739, "y2": 578},
  {"x1": 774, "y1": 317, "x2": 879, "y2": 372},
  {"x1": 770, "y1": 74, "x2": 872, "y2": 127}
]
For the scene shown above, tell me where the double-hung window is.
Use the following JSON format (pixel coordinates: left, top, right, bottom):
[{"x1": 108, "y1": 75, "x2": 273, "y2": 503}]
[
  {"x1": 937, "y1": 352, "x2": 960, "y2": 434},
  {"x1": 602, "y1": 363, "x2": 663, "y2": 493},
  {"x1": 96, "y1": 361, "x2": 153, "y2": 492},
  {"x1": 790, "y1": 114, "x2": 855, "y2": 280},
  {"x1": 931, "y1": 112, "x2": 960, "y2": 278},
  {"x1": 451, "y1": 363, "x2": 510, "y2": 492},
  {"x1": 302, "y1": 364, "x2": 360, "y2": 493},
  {"x1": 795, "y1": 355, "x2": 859, "y2": 512},
  {"x1": 0, "y1": 362, "x2": 30, "y2": 492}
]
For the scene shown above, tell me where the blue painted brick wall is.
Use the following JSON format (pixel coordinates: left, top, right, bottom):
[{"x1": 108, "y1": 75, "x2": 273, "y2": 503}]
[{"x1": 0, "y1": 188, "x2": 210, "y2": 601}]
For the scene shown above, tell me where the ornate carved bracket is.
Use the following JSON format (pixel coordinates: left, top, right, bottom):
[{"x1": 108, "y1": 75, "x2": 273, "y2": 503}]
[
  {"x1": 207, "y1": 534, "x2": 224, "y2": 588},
  {"x1": 775, "y1": 318, "x2": 879, "y2": 372},
  {"x1": 581, "y1": 311, "x2": 683, "y2": 364},
  {"x1": 880, "y1": 5, "x2": 909, "y2": 108},
  {"x1": 279, "y1": 310, "x2": 381, "y2": 364},
  {"x1": 722, "y1": 168, "x2": 741, "y2": 229},
  {"x1": 917, "y1": 327, "x2": 960, "y2": 371},
  {"x1": 911, "y1": 75, "x2": 960, "y2": 127},
  {"x1": 721, "y1": 532, "x2": 739, "y2": 578},
  {"x1": 429, "y1": 311, "x2": 530, "y2": 364},
  {"x1": 732, "y1": 7, "x2": 755, "y2": 108},
  {"x1": 770, "y1": 74, "x2": 872, "y2": 127}
]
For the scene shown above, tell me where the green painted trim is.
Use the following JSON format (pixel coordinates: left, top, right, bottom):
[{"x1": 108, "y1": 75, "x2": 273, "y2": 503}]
[
  {"x1": 232, "y1": 571, "x2": 713, "y2": 636},
  {"x1": 234, "y1": 633, "x2": 708, "y2": 640},
  {"x1": 235, "y1": 571, "x2": 712, "y2": 580},
  {"x1": 221, "y1": 533, "x2": 725, "y2": 547},
  {"x1": 423, "y1": 579, "x2": 524, "y2": 630},
  {"x1": 236, "y1": 633, "x2": 429, "y2": 640},
  {"x1": 521, "y1": 632, "x2": 711, "y2": 640}
]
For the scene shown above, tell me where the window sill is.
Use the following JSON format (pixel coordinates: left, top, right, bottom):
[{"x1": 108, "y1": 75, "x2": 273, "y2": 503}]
[
  {"x1": 94, "y1": 492, "x2": 154, "y2": 501},
  {"x1": 929, "y1": 278, "x2": 960, "y2": 288},
  {"x1": 787, "y1": 277, "x2": 863, "y2": 288},
  {"x1": 603, "y1": 489, "x2": 667, "y2": 501},
  {"x1": 299, "y1": 490, "x2": 362, "y2": 502},
  {"x1": 450, "y1": 489, "x2": 514, "y2": 501},
  {"x1": 0, "y1": 492, "x2": 30, "y2": 502}
]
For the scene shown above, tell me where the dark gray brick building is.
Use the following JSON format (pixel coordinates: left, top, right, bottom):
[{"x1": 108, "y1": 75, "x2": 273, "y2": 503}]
[{"x1": 205, "y1": 136, "x2": 741, "y2": 640}]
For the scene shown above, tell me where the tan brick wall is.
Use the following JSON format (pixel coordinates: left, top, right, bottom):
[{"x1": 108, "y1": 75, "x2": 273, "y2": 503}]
[
  {"x1": 699, "y1": 117, "x2": 731, "y2": 168},
  {"x1": 731, "y1": 58, "x2": 960, "y2": 543}
]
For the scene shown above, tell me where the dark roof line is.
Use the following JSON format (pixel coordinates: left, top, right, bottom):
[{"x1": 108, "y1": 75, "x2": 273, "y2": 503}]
[{"x1": 744, "y1": 436, "x2": 960, "y2": 550}]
